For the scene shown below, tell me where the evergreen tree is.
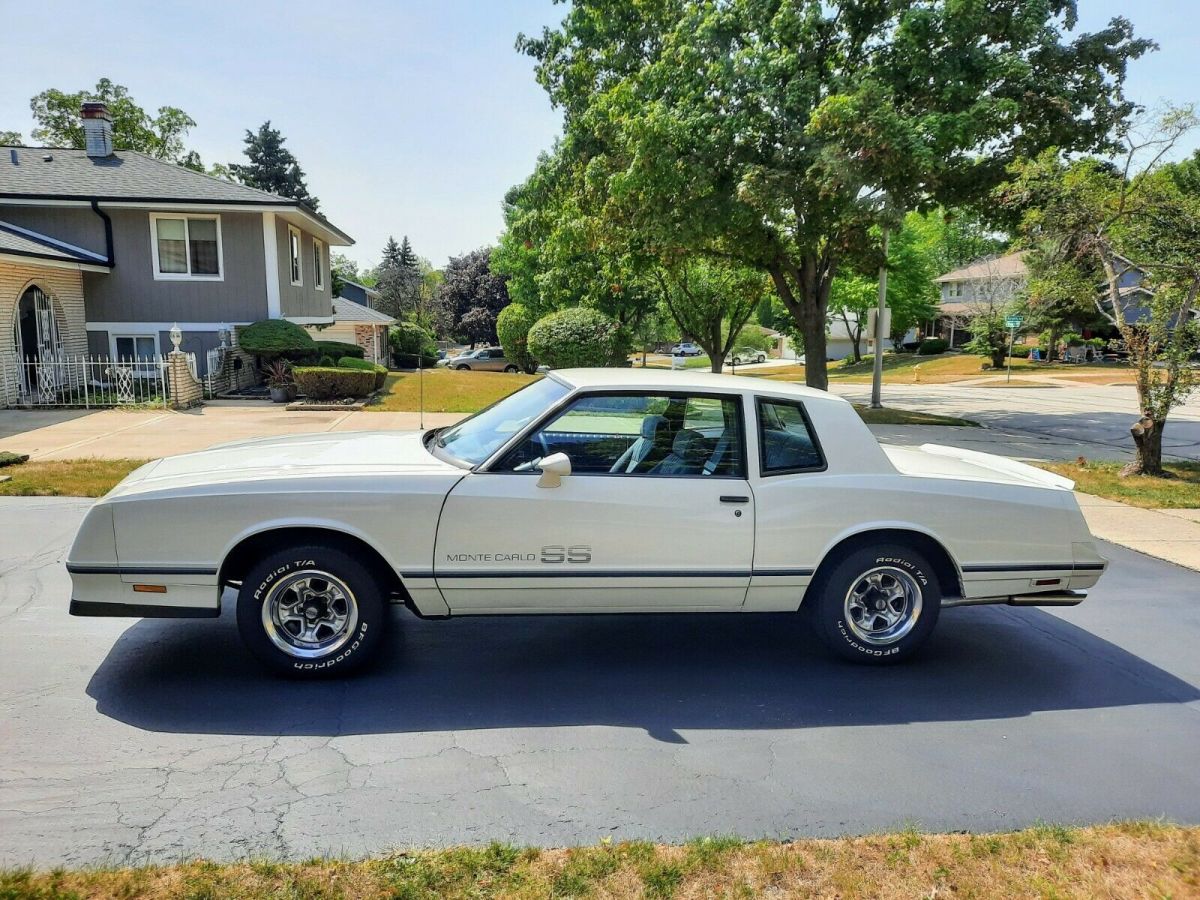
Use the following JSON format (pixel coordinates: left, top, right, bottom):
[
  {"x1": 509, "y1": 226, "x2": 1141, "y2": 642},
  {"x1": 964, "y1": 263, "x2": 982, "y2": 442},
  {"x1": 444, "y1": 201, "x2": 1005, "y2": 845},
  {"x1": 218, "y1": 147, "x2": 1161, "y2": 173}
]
[
  {"x1": 397, "y1": 236, "x2": 418, "y2": 272},
  {"x1": 380, "y1": 236, "x2": 403, "y2": 270},
  {"x1": 230, "y1": 121, "x2": 319, "y2": 211}
]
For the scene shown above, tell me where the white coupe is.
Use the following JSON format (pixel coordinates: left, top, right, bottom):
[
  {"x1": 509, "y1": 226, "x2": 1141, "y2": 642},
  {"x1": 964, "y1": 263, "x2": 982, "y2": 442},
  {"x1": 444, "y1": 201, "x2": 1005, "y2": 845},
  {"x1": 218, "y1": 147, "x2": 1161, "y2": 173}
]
[{"x1": 67, "y1": 369, "x2": 1107, "y2": 675}]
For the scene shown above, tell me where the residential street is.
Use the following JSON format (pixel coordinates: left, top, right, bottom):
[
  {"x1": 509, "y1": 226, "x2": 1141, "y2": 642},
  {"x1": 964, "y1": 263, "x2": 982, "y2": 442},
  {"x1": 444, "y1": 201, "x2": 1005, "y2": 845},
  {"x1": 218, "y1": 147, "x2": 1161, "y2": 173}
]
[{"x1": 2, "y1": 498, "x2": 1198, "y2": 866}]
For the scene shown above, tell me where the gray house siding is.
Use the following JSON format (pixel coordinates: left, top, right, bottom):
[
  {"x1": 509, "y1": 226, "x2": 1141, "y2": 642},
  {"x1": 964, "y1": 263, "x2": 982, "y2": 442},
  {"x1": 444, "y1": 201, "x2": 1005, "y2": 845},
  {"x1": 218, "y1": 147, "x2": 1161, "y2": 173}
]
[
  {"x1": 82, "y1": 209, "x2": 269, "y2": 324},
  {"x1": 0, "y1": 205, "x2": 108, "y2": 258},
  {"x1": 275, "y1": 218, "x2": 332, "y2": 319}
]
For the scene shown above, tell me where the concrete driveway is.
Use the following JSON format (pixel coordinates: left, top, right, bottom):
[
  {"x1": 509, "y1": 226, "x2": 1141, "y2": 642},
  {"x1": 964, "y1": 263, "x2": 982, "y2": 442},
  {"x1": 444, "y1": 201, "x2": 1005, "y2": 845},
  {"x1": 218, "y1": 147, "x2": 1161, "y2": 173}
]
[{"x1": 2, "y1": 498, "x2": 1198, "y2": 865}]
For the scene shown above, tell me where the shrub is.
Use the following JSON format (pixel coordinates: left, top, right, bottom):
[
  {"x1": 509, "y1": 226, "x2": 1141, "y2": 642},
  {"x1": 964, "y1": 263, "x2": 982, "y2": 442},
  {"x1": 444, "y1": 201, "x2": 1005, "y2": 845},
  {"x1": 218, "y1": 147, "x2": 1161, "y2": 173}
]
[
  {"x1": 917, "y1": 338, "x2": 949, "y2": 355},
  {"x1": 0, "y1": 451, "x2": 29, "y2": 468},
  {"x1": 389, "y1": 321, "x2": 438, "y2": 369},
  {"x1": 337, "y1": 356, "x2": 388, "y2": 389},
  {"x1": 733, "y1": 324, "x2": 775, "y2": 353},
  {"x1": 318, "y1": 354, "x2": 336, "y2": 367},
  {"x1": 292, "y1": 366, "x2": 376, "y2": 400},
  {"x1": 316, "y1": 340, "x2": 364, "y2": 360},
  {"x1": 1010, "y1": 343, "x2": 1034, "y2": 358},
  {"x1": 527, "y1": 307, "x2": 629, "y2": 369},
  {"x1": 237, "y1": 320, "x2": 317, "y2": 362},
  {"x1": 496, "y1": 303, "x2": 538, "y2": 373}
]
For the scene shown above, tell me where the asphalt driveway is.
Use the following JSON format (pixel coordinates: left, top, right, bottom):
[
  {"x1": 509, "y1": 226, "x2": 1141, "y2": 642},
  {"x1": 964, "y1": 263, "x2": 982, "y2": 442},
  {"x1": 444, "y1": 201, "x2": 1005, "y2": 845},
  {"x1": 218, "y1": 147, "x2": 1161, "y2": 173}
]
[{"x1": 2, "y1": 498, "x2": 1199, "y2": 865}]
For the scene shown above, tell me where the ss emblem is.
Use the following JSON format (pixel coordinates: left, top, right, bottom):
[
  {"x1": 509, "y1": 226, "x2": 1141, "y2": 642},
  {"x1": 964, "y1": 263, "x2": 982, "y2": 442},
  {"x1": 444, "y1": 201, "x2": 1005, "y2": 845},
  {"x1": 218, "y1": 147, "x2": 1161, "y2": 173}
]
[{"x1": 541, "y1": 545, "x2": 592, "y2": 564}]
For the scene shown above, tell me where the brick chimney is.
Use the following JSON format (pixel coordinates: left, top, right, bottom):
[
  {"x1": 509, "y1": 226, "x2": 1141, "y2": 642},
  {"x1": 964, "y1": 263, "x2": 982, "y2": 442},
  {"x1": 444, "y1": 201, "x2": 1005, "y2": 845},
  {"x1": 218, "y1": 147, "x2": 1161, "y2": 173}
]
[{"x1": 81, "y1": 102, "x2": 113, "y2": 158}]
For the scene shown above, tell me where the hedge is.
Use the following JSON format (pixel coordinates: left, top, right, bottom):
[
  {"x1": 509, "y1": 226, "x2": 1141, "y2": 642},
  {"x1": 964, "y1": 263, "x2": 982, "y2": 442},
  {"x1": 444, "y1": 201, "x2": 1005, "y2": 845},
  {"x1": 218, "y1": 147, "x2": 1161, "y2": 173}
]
[
  {"x1": 337, "y1": 356, "x2": 388, "y2": 390},
  {"x1": 496, "y1": 303, "x2": 538, "y2": 373},
  {"x1": 527, "y1": 307, "x2": 629, "y2": 369},
  {"x1": 238, "y1": 320, "x2": 316, "y2": 361},
  {"x1": 389, "y1": 321, "x2": 438, "y2": 369},
  {"x1": 316, "y1": 340, "x2": 364, "y2": 360},
  {"x1": 917, "y1": 338, "x2": 949, "y2": 356},
  {"x1": 293, "y1": 366, "x2": 376, "y2": 400}
]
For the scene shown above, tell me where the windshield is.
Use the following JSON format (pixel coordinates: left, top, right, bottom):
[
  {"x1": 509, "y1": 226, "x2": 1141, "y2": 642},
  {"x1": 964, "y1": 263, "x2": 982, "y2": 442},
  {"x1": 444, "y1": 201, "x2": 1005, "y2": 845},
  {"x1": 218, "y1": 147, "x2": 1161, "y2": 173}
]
[{"x1": 432, "y1": 376, "x2": 571, "y2": 467}]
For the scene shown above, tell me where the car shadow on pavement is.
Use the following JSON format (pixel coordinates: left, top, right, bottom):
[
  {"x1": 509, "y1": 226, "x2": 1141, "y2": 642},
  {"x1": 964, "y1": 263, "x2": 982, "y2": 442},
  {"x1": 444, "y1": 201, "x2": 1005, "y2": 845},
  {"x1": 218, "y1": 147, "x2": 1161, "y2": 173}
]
[{"x1": 86, "y1": 601, "x2": 1199, "y2": 742}]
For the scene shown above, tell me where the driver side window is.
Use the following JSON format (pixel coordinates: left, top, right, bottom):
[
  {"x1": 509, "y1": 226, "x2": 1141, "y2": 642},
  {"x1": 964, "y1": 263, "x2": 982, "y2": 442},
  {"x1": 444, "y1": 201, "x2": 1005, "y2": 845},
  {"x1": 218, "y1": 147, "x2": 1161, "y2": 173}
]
[{"x1": 498, "y1": 392, "x2": 745, "y2": 477}]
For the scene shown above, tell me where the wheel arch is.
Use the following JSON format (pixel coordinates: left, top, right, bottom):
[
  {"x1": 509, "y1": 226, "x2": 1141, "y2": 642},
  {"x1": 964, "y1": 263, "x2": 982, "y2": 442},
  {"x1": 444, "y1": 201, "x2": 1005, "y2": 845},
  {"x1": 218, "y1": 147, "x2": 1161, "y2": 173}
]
[
  {"x1": 218, "y1": 526, "x2": 411, "y2": 606},
  {"x1": 809, "y1": 527, "x2": 963, "y2": 603}
]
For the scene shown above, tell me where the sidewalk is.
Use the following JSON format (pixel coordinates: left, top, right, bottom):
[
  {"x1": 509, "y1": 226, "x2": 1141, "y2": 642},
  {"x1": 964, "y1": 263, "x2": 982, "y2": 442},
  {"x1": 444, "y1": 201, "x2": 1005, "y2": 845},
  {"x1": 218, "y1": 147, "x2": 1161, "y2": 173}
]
[{"x1": 1074, "y1": 492, "x2": 1200, "y2": 572}]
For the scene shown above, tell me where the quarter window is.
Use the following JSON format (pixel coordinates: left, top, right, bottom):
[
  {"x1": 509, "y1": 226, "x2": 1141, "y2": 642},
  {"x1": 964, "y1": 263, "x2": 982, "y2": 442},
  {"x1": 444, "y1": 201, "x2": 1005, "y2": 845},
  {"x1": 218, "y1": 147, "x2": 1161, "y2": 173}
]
[
  {"x1": 499, "y1": 392, "x2": 745, "y2": 477},
  {"x1": 288, "y1": 226, "x2": 303, "y2": 285},
  {"x1": 151, "y1": 215, "x2": 221, "y2": 278},
  {"x1": 757, "y1": 398, "x2": 825, "y2": 474}
]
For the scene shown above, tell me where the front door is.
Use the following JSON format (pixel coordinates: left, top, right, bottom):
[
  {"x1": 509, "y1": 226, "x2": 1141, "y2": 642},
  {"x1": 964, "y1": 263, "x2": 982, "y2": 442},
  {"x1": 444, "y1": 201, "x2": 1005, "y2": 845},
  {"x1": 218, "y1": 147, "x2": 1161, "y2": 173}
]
[
  {"x1": 433, "y1": 390, "x2": 755, "y2": 612},
  {"x1": 13, "y1": 286, "x2": 63, "y2": 398}
]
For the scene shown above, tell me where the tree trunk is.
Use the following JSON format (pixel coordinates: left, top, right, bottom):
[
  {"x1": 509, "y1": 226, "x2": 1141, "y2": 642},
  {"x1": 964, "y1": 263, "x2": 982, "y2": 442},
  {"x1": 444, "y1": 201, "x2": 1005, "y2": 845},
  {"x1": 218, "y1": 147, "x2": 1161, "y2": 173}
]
[
  {"x1": 991, "y1": 346, "x2": 1006, "y2": 369},
  {"x1": 1046, "y1": 326, "x2": 1060, "y2": 363},
  {"x1": 768, "y1": 261, "x2": 830, "y2": 390},
  {"x1": 1121, "y1": 415, "x2": 1167, "y2": 477}
]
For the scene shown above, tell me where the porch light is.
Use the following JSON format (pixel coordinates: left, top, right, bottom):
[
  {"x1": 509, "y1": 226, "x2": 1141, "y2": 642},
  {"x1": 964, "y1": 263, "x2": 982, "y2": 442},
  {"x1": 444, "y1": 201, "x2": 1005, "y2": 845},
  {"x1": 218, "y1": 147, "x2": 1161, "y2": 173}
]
[{"x1": 169, "y1": 323, "x2": 182, "y2": 351}]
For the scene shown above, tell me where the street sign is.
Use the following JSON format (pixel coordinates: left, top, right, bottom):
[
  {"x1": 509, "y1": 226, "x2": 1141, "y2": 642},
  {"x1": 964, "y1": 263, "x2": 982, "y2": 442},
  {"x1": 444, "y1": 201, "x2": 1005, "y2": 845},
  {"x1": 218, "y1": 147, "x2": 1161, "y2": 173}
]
[{"x1": 1005, "y1": 315, "x2": 1024, "y2": 329}]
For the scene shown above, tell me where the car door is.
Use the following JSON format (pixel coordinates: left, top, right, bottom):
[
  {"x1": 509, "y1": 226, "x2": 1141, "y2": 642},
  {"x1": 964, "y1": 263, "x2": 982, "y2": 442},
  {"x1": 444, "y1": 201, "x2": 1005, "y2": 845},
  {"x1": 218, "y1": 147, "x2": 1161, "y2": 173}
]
[
  {"x1": 478, "y1": 349, "x2": 505, "y2": 371},
  {"x1": 433, "y1": 390, "x2": 755, "y2": 613}
]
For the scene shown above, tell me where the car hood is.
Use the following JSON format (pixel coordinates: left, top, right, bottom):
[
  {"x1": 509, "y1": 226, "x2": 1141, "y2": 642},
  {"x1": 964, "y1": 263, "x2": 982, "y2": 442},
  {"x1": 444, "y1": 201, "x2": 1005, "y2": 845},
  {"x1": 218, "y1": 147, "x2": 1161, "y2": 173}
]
[
  {"x1": 882, "y1": 443, "x2": 1075, "y2": 491},
  {"x1": 105, "y1": 430, "x2": 460, "y2": 499}
]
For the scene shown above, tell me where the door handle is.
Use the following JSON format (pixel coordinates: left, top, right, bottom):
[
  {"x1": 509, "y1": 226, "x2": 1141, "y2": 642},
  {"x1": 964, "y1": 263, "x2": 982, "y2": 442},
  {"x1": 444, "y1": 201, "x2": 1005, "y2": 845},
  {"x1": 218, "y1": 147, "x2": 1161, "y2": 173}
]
[{"x1": 719, "y1": 495, "x2": 750, "y2": 504}]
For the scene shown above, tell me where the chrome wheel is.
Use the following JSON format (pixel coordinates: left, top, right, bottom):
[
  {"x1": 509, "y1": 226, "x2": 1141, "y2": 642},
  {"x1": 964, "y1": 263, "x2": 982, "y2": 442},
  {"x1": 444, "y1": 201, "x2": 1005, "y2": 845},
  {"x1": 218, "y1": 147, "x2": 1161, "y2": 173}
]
[
  {"x1": 843, "y1": 566, "x2": 923, "y2": 646},
  {"x1": 261, "y1": 570, "x2": 359, "y2": 659}
]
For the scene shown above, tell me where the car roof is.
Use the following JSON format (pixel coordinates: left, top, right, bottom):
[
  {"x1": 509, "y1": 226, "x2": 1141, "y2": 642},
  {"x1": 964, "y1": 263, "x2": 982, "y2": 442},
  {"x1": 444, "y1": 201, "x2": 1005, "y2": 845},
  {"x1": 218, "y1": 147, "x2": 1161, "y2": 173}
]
[{"x1": 549, "y1": 367, "x2": 850, "y2": 406}]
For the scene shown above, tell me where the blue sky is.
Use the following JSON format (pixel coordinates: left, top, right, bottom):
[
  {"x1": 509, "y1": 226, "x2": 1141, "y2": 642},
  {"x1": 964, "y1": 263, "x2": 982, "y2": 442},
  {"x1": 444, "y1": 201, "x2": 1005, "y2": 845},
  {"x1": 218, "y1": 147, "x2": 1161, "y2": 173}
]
[{"x1": 1, "y1": 1, "x2": 1195, "y2": 270}]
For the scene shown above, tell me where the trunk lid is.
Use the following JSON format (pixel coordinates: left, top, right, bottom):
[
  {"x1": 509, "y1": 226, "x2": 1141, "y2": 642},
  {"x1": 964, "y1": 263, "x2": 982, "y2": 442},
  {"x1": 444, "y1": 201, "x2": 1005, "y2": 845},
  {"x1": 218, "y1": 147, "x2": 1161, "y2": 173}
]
[{"x1": 882, "y1": 443, "x2": 1075, "y2": 491}]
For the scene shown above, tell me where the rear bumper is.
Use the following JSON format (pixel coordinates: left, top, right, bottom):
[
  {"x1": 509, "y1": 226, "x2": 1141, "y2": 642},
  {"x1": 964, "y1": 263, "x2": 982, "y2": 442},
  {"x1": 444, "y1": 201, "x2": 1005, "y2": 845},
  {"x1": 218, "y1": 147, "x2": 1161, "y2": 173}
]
[{"x1": 943, "y1": 589, "x2": 1087, "y2": 609}]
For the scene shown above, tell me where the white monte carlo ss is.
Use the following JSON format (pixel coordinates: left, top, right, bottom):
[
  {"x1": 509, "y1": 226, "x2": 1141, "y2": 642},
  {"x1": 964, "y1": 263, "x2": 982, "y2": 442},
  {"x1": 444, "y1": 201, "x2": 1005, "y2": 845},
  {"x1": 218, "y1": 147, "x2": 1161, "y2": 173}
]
[{"x1": 67, "y1": 369, "x2": 1107, "y2": 675}]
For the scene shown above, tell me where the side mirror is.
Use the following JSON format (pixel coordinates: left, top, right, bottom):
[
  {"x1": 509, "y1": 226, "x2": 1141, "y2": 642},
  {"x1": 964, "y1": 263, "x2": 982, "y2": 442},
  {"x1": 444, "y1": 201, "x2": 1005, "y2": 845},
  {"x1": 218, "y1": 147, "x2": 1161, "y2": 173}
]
[{"x1": 536, "y1": 452, "x2": 572, "y2": 489}]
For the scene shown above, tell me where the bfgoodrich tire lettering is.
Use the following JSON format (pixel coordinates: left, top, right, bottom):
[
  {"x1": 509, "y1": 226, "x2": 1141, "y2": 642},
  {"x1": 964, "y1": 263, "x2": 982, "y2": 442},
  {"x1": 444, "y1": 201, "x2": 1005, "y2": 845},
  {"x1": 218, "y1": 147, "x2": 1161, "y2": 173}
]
[
  {"x1": 810, "y1": 543, "x2": 941, "y2": 664},
  {"x1": 236, "y1": 544, "x2": 387, "y2": 676}
]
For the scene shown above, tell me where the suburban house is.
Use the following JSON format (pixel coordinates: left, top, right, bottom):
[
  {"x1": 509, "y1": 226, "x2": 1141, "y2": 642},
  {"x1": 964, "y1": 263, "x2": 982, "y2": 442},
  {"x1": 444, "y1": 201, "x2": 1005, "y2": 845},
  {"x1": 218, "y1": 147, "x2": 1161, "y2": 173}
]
[
  {"x1": 308, "y1": 297, "x2": 395, "y2": 366},
  {"x1": 933, "y1": 251, "x2": 1029, "y2": 347},
  {"x1": 0, "y1": 102, "x2": 353, "y2": 405},
  {"x1": 336, "y1": 278, "x2": 380, "y2": 308}
]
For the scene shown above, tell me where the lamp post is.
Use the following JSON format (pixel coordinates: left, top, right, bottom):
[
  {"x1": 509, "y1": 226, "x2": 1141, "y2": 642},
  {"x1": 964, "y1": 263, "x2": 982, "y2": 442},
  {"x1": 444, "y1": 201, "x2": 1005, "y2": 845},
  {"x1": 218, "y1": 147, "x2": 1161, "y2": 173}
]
[{"x1": 169, "y1": 323, "x2": 182, "y2": 353}]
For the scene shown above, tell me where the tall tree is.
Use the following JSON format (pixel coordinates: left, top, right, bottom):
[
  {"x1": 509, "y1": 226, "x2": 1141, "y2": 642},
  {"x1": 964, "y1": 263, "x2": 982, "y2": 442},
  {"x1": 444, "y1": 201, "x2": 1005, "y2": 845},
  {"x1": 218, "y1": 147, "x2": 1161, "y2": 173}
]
[
  {"x1": 28, "y1": 78, "x2": 196, "y2": 160},
  {"x1": 375, "y1": 235, "x2": 427, "y2": 323},
  {"x1": 436, "y1": 247, "x2": 511, "y2": 346},
  {"x1": 230, "y1": 121, "x2": 319, "y2": 211},
  {"x1": 1001, "y1": 109, "x2": 1200, "y2": 475},
  {"x1": 521, "y1": 2, "x2": 1152, "y2": 390},
  {"x1": 0, "y1": 130, "x2": 23, "y2": 145}
]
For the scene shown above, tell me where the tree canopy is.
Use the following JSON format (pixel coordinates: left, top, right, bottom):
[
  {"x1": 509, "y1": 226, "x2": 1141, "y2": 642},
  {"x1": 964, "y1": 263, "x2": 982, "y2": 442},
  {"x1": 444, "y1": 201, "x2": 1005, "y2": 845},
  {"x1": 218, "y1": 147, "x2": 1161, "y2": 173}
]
[
  {"x1": 230, "y1": 121, "x2": 319, "y2": 211},
  {"x1": 518, "y1": 0, "x2": 1152, "y2": 388},
  {"x1": 436, "y1": 248, "x2": 511, "y2": 346}
]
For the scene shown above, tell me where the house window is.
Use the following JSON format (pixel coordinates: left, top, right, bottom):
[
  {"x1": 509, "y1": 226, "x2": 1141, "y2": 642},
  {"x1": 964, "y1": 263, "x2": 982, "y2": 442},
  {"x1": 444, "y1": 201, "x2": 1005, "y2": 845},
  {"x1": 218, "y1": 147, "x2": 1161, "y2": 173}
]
[
  {"x1": 946, "y1": 282, "x2": 963, "y2": 298},
  {"x1": 150, "y1": 214, "x2": 222, "y2": 279},
  {"x1": 288, "y1": 225, "x2": 303, "y2": 286},
  {"x1": 313, "y1": 238, "x2": 324, "y2": 290}
]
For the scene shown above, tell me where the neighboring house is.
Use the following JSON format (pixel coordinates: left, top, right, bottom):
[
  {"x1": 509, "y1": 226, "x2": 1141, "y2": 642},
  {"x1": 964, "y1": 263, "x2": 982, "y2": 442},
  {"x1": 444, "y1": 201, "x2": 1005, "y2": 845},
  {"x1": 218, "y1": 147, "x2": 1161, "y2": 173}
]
[
  {"x1": 337, "y1": 278, "x2": 380, "y2": 309},
  {"x1": 772, "y1": 314, "x2": 916, "y2": 363},
  {"x1": 309, "y1": 297, "x2": 395, "y2": 366},
  {"x1": 1, "y1": 102, "x2": 352, "y2": 404},
  {"x1": 933, "y1": 251, "x2": 1029, "y2": 347}
]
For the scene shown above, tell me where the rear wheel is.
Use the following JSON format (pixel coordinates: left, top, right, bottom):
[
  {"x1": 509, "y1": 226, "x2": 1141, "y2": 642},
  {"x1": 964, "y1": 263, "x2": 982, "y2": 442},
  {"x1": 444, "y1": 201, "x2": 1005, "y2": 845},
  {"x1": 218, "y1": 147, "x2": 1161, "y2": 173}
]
[
  {"x1": 236, "y1": 544, "x2": 387, "y2": 676},
  {"x1": 809, "y1": 543, "x2": 940, "y2": 664},
  {"x1": 504, "y1": 364, "x2": 519, "y2": 373}
]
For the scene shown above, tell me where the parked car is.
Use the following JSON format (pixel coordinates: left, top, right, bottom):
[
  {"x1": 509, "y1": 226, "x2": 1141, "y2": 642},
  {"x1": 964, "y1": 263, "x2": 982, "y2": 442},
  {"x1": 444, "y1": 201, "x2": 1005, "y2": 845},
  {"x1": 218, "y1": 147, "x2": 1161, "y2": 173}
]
[
  {"x1": 67, "y1": 368, "x2": 1107, "y2": 676},
  {"x1": 446, "y1": 347, "x2": 520, "y2": 372},
  {"x1": 671, "y1": 342, "x2": 704, "y2": 357},
  {"x1": 725, "y1": 348, "x2": 768, "y2": 365}
]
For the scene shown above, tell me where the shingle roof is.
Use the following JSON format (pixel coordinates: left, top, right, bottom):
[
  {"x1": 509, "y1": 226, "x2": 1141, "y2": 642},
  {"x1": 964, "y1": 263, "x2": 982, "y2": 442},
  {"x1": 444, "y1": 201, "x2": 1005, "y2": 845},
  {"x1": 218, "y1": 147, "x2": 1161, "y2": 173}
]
[
  {"x1": 935, "y1": 251, "x2": 1029, "y2": 283},
  {"x1": 332, "y1": 296, "x2": 396, "y2": 324},
  {"x1": 0, "y1": 219, "x2": 110, "y2": 268},
  {"x1": 0, "y1": 146, "x2": 351, "y2": 244}
]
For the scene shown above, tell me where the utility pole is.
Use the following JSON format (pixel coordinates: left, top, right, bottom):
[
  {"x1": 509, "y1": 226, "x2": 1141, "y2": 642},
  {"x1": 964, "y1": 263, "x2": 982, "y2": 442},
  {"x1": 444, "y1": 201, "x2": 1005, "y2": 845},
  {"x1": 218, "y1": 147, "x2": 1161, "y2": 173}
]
[{"x1": 870, "y1": 226, "x2": 890, "y2": 409}]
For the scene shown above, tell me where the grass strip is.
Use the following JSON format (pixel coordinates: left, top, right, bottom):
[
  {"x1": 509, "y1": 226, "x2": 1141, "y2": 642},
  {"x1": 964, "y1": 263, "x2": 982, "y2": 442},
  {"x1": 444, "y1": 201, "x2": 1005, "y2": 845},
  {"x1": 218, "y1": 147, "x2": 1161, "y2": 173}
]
[
  {"x1": 1037, "y1": 460, "x2": 1200, "y2": 509},
  {"x1": 1, "y1": 823, "x2": 1195, "y2": 899}
]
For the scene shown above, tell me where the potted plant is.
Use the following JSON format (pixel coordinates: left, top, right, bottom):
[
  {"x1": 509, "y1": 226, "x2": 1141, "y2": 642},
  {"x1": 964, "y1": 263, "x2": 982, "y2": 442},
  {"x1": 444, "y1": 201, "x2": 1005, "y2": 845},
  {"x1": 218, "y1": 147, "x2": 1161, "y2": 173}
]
[{"x1": 264, "y1": 360, "x2": 296, "y2": 403}]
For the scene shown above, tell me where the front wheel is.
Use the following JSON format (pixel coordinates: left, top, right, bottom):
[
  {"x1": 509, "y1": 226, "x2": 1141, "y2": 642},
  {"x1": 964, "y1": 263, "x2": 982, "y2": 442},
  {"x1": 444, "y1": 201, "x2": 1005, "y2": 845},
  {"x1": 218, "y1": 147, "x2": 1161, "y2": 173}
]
[
  {"x1": 504, "y1": 364, "x2": 519, "y2": 373},
  {"x1": 236, "y1": 544, "x2": 387, "y2": 676},
  {"x1": 809, "y1": 543, "x2": 940, "y2": 664},
  {"x1": 455, "y1": 364, "x2": 470, "y2": 371}
]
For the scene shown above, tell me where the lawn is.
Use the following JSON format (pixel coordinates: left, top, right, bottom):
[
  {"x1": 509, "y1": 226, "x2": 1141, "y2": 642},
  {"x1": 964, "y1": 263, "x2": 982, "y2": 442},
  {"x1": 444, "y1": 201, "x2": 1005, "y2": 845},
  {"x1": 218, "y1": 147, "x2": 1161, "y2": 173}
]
[
  {"x1": 369, "y1": 370, "x2": 540, "y2": 413},
  {"x1": 852, "y1": 405, "x2": 978, "y2": 426},
  {"x1": 1037, "y1": 460, "x2": 1200, "y2": 509},
  {"x1": 2, "y1": 823, "x2": 1194, "y2": 899},
  {"x1": 0, "y1": 458, "x2": 148, "y2": 497},
  {"x1": 747, "y1": 353, "x2": 1134, "y2": 385}
]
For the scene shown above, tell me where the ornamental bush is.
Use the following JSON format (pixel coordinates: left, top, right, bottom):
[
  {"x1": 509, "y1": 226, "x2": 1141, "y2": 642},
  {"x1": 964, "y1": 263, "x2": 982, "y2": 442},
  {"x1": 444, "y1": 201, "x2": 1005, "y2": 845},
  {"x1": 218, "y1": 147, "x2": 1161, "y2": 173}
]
[
  {"x1": 237, "y1": 319, "x2": 317, "y2": 361},
  {"x1": 293, "y1": 366, "x2": 376, "y2": 400},
  {"x1": 316, "y1": 340, "x2": 364, "y2": 360},
  {"x1": 527, "y1": 307, "x2": 629, "y2": 369},
  {"x1": 496, "y1": 303, "x2": 538, "y2": 373},
  {"x1": 917, "y1": 338, "x2": 949, "y2": 356},
  {"x1": 389, "y1": 321, "x2": 438, "y2": 369},
  {"x1": 337, "y1": 356, "x2": 388, "y2": 390}
]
